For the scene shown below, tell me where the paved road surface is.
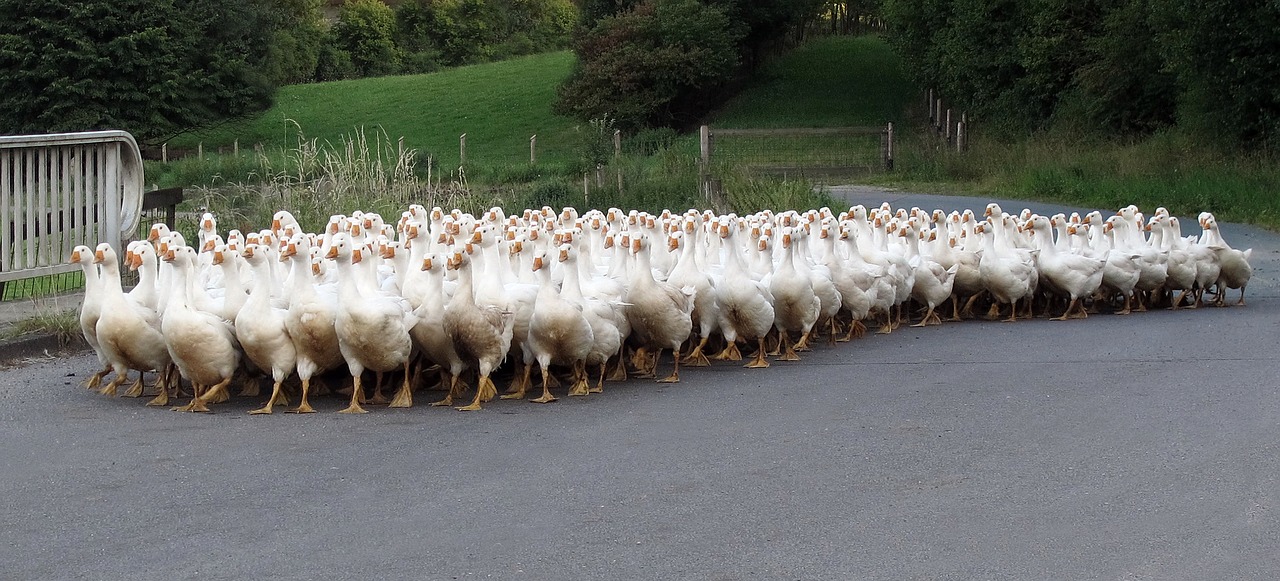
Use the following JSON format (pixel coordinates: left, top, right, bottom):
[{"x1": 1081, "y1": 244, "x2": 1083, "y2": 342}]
[{"x1": 2, "y1": 190, "x2": 1277, "y2": 580}]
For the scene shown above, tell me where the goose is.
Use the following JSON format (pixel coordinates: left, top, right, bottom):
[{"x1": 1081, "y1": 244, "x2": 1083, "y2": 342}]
[
  {"x1": 279, "y1": 234, "x2": 344, "y2": 413},
  {"x1": 792, "y1": 225, "x2": 842, "y2": 346},
  {"x1": 235, "y1": 244, "x2": 298, "y2": 414},
  {"x1": 1097, "y1": 218, "x2": 1143, "y2": 314},
  {"x1": 712, "y1": 220, "x2": 775, "y2": 368},
  {"x1": 1199, "y1": 214, "x2": 1253, "y2": 306},
  {"x1": 1024, "y1": 215, "x2": 1105, "y2": 320},
  {"x1": 1113, "y1": 207, "x2": 1167, "y2": 311},
  {"x1": 412, "y1": 252, "x2": 470, "y2": 407},
  {"x1": 975, "y1": 221, "x2": 1037, "y2": 322},
  {"x1": 665, "y1": 227, "x2": 719, "y2": 366},
  {"x1": 524, "y1": 246, "x2": 594, "y2": 402},
  {"x1": 1178, "y1": 217, "x2": 1220, "y2": 307},
  {"x1": 327, "y1": 233, "x2": 417, "y2": 413},
  {"x1": 444, "y1": 247, "x2": 515, "y2": 411},
  {"x1": 558, "y1": 242, "x2": 624, "y2": 392},
  {"x1": 161, "y1": 246, "x2": 241, "y2": 413},
  {"x1": 1149, "y1": 216, "x2": 1196, "y2": 309},
  {"x1": 91, "y1": 243, "x2": 172, "y2": 400},
  {"x1": 900, "y1": 223, "x2": 958, "y2": 326},
  {"x1": 770, "y1": 227, "x2": 820, "y2": 359},
  {"x1": 69, "y1": 245, "x2": 113, "y2": 390},
  {"x1": 624, "y1": 233, "x2": 694, "y2": 382},
  {"x1": 836, "y1": 221, "x2": 894, "y2": 335}
]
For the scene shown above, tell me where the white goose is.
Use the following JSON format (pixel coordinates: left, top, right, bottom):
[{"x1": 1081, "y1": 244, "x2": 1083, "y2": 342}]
[
  {"x1": 558, "y1": 242, "x2": 624, "y2": 391},
  {"x1": 975, "y1": 221, "x2": 1037, "y2": 322},
  {"x1": 69, "y1": 245, "x2": 112, "y2": 390},
  {"x1": 900, "y1": 223, "x2": 958, "y2": 326},
  {"x1": 161, "y1": 246, "x2": 241, "y2": 413},
  {"x1": 712, "y1": 220, "x2": 775, "y2": 368},
  {"x1": 1024, "y1": 215, "x2": 1105, "y2": 320},
  {"x1": 327, "y1": 233, "x2": 417, "y2": 413},
  {"x1": 624, "y1": 233, "x2": 694, "y2": 382},
  {"x1": 92, "y1": 243, "x2": 172, "y2": 400},
  {"x1": 279, "y1": 234, "x2": 344, "y2": 413},
  {"x1": 235, "y1": 244, "x2": 297, "y2": 414},
  {"x1": 770, "y1": 227, "x2": 820, "y2": 359},
  {"x1": 444, "y1": 247, "x2": 515, "y2": 411},
  {"x1": 524, "y1": 246, "x2": 594, "y2": 402},
  {"x1": 1200, "y1": 214, "x2": 1253, "y2": 306}
]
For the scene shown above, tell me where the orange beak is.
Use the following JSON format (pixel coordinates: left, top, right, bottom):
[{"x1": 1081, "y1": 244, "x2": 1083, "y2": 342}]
[
  {"x1": 532, "y1": 256, "x2": 544, "y2": 271},
  {"x1": 421, "y1": 257, "x2": 433, "y2": 271},
  {"x1": 325, "y1": 245, "x2": 338, "y2": 260},
  {"x1": 93, "y1": 249, "x2": 105, "y2": 264}
]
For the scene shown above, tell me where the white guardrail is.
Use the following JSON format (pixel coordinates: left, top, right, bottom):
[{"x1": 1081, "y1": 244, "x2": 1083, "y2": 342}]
[{"x1": 0, "y1": 130, "x2": 144, "y2": 282}]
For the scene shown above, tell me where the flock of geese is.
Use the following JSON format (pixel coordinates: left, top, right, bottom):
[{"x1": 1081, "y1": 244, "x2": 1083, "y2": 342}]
[{"x1": 69, "y1": 201, "x2": 1254, "y2": 414}]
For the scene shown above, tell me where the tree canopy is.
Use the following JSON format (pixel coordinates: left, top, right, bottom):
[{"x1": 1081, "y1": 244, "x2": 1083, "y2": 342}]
[
  {"x1": 0, "y1": 0, "x2": 277, "y2": 143},
  {"x1": 881, "y1": 0, "x2": 1280, "y2": 147}
]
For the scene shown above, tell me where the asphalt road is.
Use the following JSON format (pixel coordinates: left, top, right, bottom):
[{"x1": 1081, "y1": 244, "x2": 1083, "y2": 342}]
[{"x1": 2, "y1": 190, "x2": 1278, "y2": 580}]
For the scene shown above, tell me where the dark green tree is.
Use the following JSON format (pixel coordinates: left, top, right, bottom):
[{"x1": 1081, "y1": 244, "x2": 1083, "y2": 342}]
[
  {"x1": 334, "y1": 0, "x2": 400, "y2": 77},
  {"x1": 0, "y1": 0, "x2": 276, "y2": 143},
  {"x1": 554, "y1": 0, "x2": 743, "y2": 130}
]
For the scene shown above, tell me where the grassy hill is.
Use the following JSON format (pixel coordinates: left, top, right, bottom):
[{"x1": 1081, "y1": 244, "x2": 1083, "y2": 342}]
[{"x1": 176, "y1": 51, "x2": 582, "y2": 168}]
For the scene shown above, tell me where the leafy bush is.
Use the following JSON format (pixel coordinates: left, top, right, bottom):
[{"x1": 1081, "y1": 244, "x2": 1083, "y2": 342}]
[
  {"x1": 334, "y1": 0, "x2": 400, "y2": 77},
  {"x1": 554, "y1": 0, "x2": 743, "y2": 131}
]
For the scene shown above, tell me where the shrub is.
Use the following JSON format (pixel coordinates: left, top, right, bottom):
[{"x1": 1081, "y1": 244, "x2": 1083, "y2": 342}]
[{"x1": 334, "y1": 0, "x2": 400, "y2": 77}]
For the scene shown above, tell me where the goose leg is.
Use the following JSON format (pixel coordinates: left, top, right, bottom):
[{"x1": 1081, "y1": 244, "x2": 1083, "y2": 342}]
[
  {"x1": 1117, "y1": 292, "x2": 1133, "y2": 315},
  {"x1": 1237, "y1": 286, "x2": 1247, "y2": 306},
  {"x1": 842, "y1": 319, "x2": 866, "y2": 341},
  {"x1": 531, "y1": 363, "x2": 558, "y2": 403},
  {"x1": 456, "y1": 374, "x2": 496, "y2": 411},
  {"x1": 84, "y1": 364, "x2": 113, "y2": 389},
  {"x1": 568, "y1": 360, "x2": 591, "y2": 396},
  {"x1": 501, "y1": 363, "x2": 535, "y2": 400},
  {"x1": 744, "y1": 337, "x2": 770, "y2": 368},
  {"x1": 367, "y1": 372, "x2": 390, "y2": 405},
  {"x1": 388, "y1": 360, "x2": 414, "y2": 408},
  {"x1": 290, "y1": 378, "x2": 317, "y2": 413},
  {"x1": 591, "y1": 362, "x2": 607, "y2": 394},
  {"x1": 339, "y1": 374, "x2": 370, "y2": 414},
  {"x1": 657, "y1": 349, "x2": 680, "y2": 383},
  {"x1": 712, "y1": 340, "x2": 742, "y2": 361},
  {"x1": 681, "y1": 335, "x2": 712, "y2": 367},
  {"x1": 778, "y1": 332, "x2": 801, "y2": 361},
  {"x1": 121, "y1": 373, "x2": 148, "y2": 398},
  {"x1": 607, "y1": 350, "x2": 628, "y2": 381},
  {"x1": 250, "y1": 379, "x2": 288, "y2": 414},
  {"x1": 430, "y1": 374, "x2": 460, "y2": 407},
  {"x1": 1002, "y1": 299, "x2": 1019, "y2": 323},
  {"x1": 98, "y1": 372, "x2": 129, "y2": 397}
]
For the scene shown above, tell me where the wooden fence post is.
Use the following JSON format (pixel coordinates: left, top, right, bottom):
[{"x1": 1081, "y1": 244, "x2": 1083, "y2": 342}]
[
  {"x1": 935, "y1": 99, "x2": 943, "y2": 133},
  {"x1": 957, "y1": 113, "x2": 967, "y2": 152},
  {"x1": 459, "y1": 133, "x2": 466, "y2": 166},
  {"x1": 583, "y1": 173, "x2": 589, "y2": 206},
  {"x1": 233, "y1": 139, "x2": 239, "y2": 158},
  {"x1": 881, "y1": 123, "x2": 895, "y2": 171},
  {"x1": 945, "y1": 109, "x2": 953, "y2": 142},
  {"x1": 615, "y1": 129, "x2": 623, "y2": 193},
  {"x1": 927, "y1": 89, "x2": 934, "y2": 123},
  {"x1": 161, "y1": 143, "x2": 168, "y2": 163},
  {"x1": 197, "y1": 142, "x2": 203, "y2": 160},
  {"x1": 530, "y1": 135, "x2": 536, "y2": 164},
  {"x1": 699, "y1": 125, "x2": 712, "y2": 199}
]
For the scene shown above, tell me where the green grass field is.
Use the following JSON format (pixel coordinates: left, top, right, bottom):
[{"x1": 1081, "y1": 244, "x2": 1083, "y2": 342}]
[{"x1": 175, "y1": 51, "x2": 583, "y2": 169}]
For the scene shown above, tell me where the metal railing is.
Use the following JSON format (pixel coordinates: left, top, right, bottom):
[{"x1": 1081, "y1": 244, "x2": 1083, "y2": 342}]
[{"x1": 0, "y1": 130, "x2": 144, "y2": 283}]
